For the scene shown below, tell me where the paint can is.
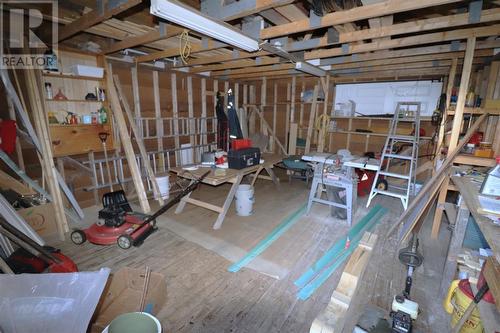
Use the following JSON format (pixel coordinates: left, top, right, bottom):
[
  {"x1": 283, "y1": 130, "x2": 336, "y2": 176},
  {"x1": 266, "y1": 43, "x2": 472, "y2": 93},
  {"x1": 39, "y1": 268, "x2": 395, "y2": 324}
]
[
  {"x1": 235, "y1": 184, "x2": 254, "y2": 216},
  {"x1": 155, "y1": 175, "x2": 169, "y2": 200}
]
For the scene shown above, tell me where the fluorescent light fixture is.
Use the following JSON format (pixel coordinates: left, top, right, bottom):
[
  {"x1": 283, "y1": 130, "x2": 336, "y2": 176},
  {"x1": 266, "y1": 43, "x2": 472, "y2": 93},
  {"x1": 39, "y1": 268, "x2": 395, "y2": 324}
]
[
  {"x1": 295, "y1": 61, "x2": 326, "y2": 77},
  {"x1": 150, "y1": 0, "x2": 259, "y2": 52}
]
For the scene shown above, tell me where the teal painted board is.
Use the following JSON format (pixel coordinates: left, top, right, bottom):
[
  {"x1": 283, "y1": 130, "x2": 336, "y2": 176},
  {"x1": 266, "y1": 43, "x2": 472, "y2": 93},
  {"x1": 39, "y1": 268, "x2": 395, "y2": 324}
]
[
  {"x1": 294, "y1": 204, "x2": 385, "y2": 288},
  {"x1": 228, "y1": 203, "x2": 307, "y2": 273},
  {"x1": 296, "y1": 206, "x2": 387, "y2": 300}
]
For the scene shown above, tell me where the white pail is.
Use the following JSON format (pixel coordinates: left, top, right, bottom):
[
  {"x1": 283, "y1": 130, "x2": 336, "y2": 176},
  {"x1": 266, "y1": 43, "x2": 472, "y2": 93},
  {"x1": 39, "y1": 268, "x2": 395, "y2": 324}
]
[
  {"x1": 235, "y1": 184, "x2": 254, "y2": 216},
  {"x1": 155, "y1": 175, "x2": 169, "y2": 200}
]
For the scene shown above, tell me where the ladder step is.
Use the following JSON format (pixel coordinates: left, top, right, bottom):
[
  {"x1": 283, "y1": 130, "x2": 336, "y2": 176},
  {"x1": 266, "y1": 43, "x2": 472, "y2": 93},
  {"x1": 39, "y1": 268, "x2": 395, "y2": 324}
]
[
  {"x1": 389, "y1": 135, "x2": 415, "y2": 142},
  {"x1": 383, "y1": 153, "x2": 413, "y2": 160},
  {"x1": 372, "y1": 189, "x2": 408, "y2": 199},
  {"x1": 379, "y1": 171, "x2": 411, "y2": 180}
]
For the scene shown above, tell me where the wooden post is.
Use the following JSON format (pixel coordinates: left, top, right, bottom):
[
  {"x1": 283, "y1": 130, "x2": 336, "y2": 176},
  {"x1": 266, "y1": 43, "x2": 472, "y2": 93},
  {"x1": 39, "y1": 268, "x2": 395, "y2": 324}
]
[
  {"x1": 213, "y1": 79, "x2": 218, "y2": 144},
  {"x1": 290, "y1": 76, "x2": 296, "y2": 123},
  {"x1": 285, "y1": 82, "x2": 291, "y2": 151},
  {"x1": 434, "y1": 57, "x2": 458, "y2": 170},
  {"x1": 272, "y1": 82, "x2": 278, "y2": 152},
  {"x1": 6, "y1": 96, "x2": 25, "y2": 171},
  {"x1": 249, "y1": 85, "x2": 256, "y2": 135},
  {"x1": 131, "y1": 66, "x2": 143, "y2": 138},
  {"x1": 152, "y1": 71, "x2": 165, "y2": 171},
  {"x1": 299, "y1": 79, "x2": 306, "y2": 126},
  {"x1": 171, "y1": 73, "x2": 180, "y2": 164},
  {"x1": 305, "y1": 85, "x2": 320, "y2": 154},
  {"x1": 187, "y1": 76, "x2": 196, "y2": 154},
  {"x1": 431, "y1": 37, "x2": 476, "y2": 239},
  {"x1": 201, "y1": 78, "x2": 208, "y2": 145},
  {"x1": 317, "y1": 75, "x2": 331, "y2": 153},
  {"x1": 288, "y1": 123, "x2": 298, "y2": 155},
  {"x1": 25, "y1": 70, "x2": 68, "y2": 239},
  {"x1": 261, "y1": 77, "x2": 268, "y2": 140},
  {"x1": 113, "y1": 74, "x2": 164, "y2": 206},
  {"x1": 106, "y1": 63, "x2": 151, "y2": 213},
  {"x1": 253, "y1": 107, "x2": 287, "y2": 155}
]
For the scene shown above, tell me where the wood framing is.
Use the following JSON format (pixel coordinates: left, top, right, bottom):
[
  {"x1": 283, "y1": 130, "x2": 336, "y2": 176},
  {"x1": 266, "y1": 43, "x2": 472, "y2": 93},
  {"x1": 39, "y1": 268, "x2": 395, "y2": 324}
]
[
  {"x1": 58, "y1": 0, "x2": 142, "y2": 42},
  {"x1": 106, "y1": 63, "x2": 151, "y2": 213}
]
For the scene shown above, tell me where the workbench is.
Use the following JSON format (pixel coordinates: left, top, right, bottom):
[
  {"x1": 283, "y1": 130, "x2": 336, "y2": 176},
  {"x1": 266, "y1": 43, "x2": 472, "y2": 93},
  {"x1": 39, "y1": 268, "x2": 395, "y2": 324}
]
[
  {"x1": 170, "y1": 154, "x2": 281, "y2": 229},
  {"x1": 441, "y1": 175, "x2": 500, "y2": 329}
]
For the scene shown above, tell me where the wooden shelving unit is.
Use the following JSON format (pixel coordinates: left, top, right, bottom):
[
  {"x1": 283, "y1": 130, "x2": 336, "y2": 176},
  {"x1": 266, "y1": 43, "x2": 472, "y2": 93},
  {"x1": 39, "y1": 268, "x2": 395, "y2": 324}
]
[{"x1": 41, "y1": 54, "x2": 113, "y2": 157}]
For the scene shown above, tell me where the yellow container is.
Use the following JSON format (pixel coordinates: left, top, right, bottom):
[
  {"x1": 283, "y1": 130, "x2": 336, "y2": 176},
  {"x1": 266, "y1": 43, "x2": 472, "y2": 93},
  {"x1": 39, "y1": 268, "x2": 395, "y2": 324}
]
[{"x1": 443, "y1": 279, "x2": 483, "y2": 333}]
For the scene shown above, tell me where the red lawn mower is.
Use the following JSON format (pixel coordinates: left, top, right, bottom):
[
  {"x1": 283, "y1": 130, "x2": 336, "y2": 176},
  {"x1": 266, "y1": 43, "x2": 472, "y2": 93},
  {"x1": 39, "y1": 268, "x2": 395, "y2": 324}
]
[{"x1": 70, "y1": 171, "x2": 209, "y2": 249}]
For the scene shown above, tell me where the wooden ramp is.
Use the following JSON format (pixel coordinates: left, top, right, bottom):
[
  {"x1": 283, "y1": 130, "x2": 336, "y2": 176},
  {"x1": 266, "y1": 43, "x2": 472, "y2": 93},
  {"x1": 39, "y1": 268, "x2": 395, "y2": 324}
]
[{"x1": 310, "y1": 232, "x2": 378, "y2": 333}]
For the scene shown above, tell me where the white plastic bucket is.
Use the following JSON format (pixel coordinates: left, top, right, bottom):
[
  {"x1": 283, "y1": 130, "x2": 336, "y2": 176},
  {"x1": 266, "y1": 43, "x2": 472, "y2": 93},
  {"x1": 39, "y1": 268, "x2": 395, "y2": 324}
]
[
  {"x1": 235, "y1": 184, "x2": 255, "y2": 216},
  {"x1": 155, "y1": 175, "x2": 169, "y2": 200}
]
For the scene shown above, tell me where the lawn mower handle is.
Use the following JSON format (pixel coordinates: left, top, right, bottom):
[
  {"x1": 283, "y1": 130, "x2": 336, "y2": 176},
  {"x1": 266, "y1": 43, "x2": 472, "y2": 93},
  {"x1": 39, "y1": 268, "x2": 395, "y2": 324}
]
[{"x1": 143, "y1": 170, "x2": 210, "y2": 224}]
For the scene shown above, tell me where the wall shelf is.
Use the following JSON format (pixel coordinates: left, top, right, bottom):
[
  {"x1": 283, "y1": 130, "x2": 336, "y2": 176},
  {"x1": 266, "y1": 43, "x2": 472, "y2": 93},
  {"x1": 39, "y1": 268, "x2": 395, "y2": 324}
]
[
  {"x1": 42, "y1": 71, "x2": 104, "y2": 81},
  {"x1": 46, "y1": 99, "x2": 103, "y2": 103}
]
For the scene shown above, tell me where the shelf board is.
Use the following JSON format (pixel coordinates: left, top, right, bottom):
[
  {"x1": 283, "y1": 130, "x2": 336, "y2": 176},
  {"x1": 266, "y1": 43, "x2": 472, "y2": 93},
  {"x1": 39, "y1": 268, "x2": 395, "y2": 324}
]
[
  {"x1": 42, "y1": 71, "x2": 104, "y2": 81},
  {"x1": 328, "y1": 130, "x2": 432, "y2": 140},
  {"x1": 446, "y1": 107, "x2": 500, "y2": 115},
  {"x1": 454, "y1": 154, "x2": 495, "y2": 167},
  {"x1": 331, "y1": 116, "x2": 432, "y2": 121},
  {"x1": 49, "y1": 123, "x2": 110, "y2": 128},
  {"x1": 46, "y1": 99, "x2": 103, "y2": 103}
]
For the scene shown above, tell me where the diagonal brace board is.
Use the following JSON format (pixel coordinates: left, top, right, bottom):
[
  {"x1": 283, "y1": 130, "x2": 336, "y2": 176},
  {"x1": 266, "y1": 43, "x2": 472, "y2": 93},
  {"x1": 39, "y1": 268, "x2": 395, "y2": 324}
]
[
  {"x1": 228, "y1": 203, "x2": 307, "y2": 272},
  {"x1": 295, "y1": 204, "x2": 386, "y2": 288},
  {"x1": 112, "y1": 74, "x2": 164, "y2": 206},
  {"x1": 0, "y1": 150, "x2": 80, "y2": 223},
  {"x1": 0, "y1": 68, "x2": 84, "y2": 220}
]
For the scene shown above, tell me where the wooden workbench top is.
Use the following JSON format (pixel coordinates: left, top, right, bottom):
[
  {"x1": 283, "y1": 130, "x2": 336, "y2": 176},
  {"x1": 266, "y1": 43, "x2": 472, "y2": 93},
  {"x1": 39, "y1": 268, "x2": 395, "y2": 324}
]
[
  {"x1": 170, "y1": 154, "x2": 283, "y2": 186},
  {"x1": 451, "y1": 176, "x2": 500, "y2": 263}
]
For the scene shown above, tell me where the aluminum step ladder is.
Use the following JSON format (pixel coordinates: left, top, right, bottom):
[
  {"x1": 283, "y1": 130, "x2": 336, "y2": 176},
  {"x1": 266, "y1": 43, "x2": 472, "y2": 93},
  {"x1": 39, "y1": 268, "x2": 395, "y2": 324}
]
[{"x1": 366, "y1": 102, "x2": 421, "y2": 210}]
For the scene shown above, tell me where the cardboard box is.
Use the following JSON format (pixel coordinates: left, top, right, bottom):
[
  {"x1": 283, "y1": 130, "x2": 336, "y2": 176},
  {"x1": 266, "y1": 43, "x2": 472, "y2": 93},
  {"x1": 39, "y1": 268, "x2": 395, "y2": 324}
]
[
  {"x1": 17, "y1": 202, "x2": 58, "y2": 238},
  {"x1": 91, "y1": 267, "x2": 167, "y2": 332}
]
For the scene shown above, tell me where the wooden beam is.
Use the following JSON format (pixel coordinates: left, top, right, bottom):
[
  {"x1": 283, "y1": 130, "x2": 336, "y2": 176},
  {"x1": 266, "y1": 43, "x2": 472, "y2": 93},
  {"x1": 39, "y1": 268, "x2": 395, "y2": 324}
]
[
  {"x1": 103, "y1": 25, "x2": 184, "y2": 54},
  {"x1": 58, "y1": 0, "x2": 142, "y2": 42},
  {"x1": 431, "y1": 37, "x2": 476, "y2": 240},
  {"x1": 170, "y1": 73, "x2": 181, "y2": 161},
  {"x1": 130, "y1": 66, "x2": 142, "y2": 138},
  {"x1": 136, "y1": 38, "x2": 227, "y2": 63},
  {"x1": 192, "y1": 47, "x2": 493, "y2": 75},
  {"x1": 434, "y1": 57, "x2": 458, "y2": 170},
  {"x1": 181, "y1": 33, "x2": 500, "y2": 69},
  {"x1": 260, "y1": 0, "x2": 461, "y2": 39},
  {"x1": 209, "y1": 0, "x2": 294, "y2": 21},
  {"x1": 106, "y1": 63, "x2": 151, "y2": 213},
  {"x1": 305, "y1": 84, "x2": 320, "y2": 154},
  {"x1": 305, "y1": 24, "x2": 500, "y2": 61},
  {"x1": 113, "y1": 74, "x2": 164, "y2": 206},
  {"x1": 152, "y1": 71, "x2": 165, "y2": 170},
  {"x1": 339, "y1": 8, "x2": 500, "y2": 45},
  {"x1": 25, "y1": 70, "x2": 68, "y2": 240}
]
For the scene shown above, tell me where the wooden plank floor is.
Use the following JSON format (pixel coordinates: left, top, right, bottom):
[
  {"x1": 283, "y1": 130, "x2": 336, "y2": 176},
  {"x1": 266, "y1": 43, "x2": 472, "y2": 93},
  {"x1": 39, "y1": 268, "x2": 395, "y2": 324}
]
[{"x1": 57, "y1": 171, "x2": 452, "y2": 332}]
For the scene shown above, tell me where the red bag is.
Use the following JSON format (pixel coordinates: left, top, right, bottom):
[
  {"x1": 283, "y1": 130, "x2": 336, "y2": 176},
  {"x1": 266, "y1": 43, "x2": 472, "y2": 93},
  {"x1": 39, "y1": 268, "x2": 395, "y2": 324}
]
[{"x1": 0, "y1": 119, "x2": 17, "y2": 154}]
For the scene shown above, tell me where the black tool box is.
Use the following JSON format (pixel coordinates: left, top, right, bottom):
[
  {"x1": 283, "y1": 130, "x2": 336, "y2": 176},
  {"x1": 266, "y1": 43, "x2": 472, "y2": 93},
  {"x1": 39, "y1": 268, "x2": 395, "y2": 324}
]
[{"x1": 228, "y1": 147, "x2": 261, "y2": 169}]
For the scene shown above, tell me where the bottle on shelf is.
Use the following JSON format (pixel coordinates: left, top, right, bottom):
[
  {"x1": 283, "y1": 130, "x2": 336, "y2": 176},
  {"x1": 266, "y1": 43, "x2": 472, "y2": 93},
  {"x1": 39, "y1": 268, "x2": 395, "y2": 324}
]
[
  {"x1": 43, "y1": 49, "x2": 58, "y2": 72},
  {"x1": 45, "y1": 82, "x2": 53, "y2": 99},
  {"x1": 99, "y1": 106, "x2": 108, "y2": 124}
]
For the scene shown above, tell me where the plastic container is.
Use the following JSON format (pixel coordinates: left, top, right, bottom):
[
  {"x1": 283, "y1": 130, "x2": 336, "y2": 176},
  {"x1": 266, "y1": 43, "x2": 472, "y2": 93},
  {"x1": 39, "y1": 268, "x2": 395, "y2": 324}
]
[
  {"x1": 103, "y1": 312, "x2": 162, "y2": 333},
  {"x1": 235, "y1": 184, "x2": 254, "y2": 216},
  {"x1": 443, "y1": 279, "x2": 493, "y2": 333},
  {"x1": 155, "y1": 175, "x2": 169, "y2": 200},
  {"x1": 70, "y1": 65, "x2": 104, "y2": 78}
]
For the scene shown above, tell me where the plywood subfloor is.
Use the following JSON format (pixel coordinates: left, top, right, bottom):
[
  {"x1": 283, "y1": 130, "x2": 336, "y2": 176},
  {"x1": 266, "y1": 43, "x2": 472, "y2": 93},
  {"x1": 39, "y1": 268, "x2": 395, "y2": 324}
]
[{"x1": 57, "y1": 172, "x2": 451, "y2": 332}]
